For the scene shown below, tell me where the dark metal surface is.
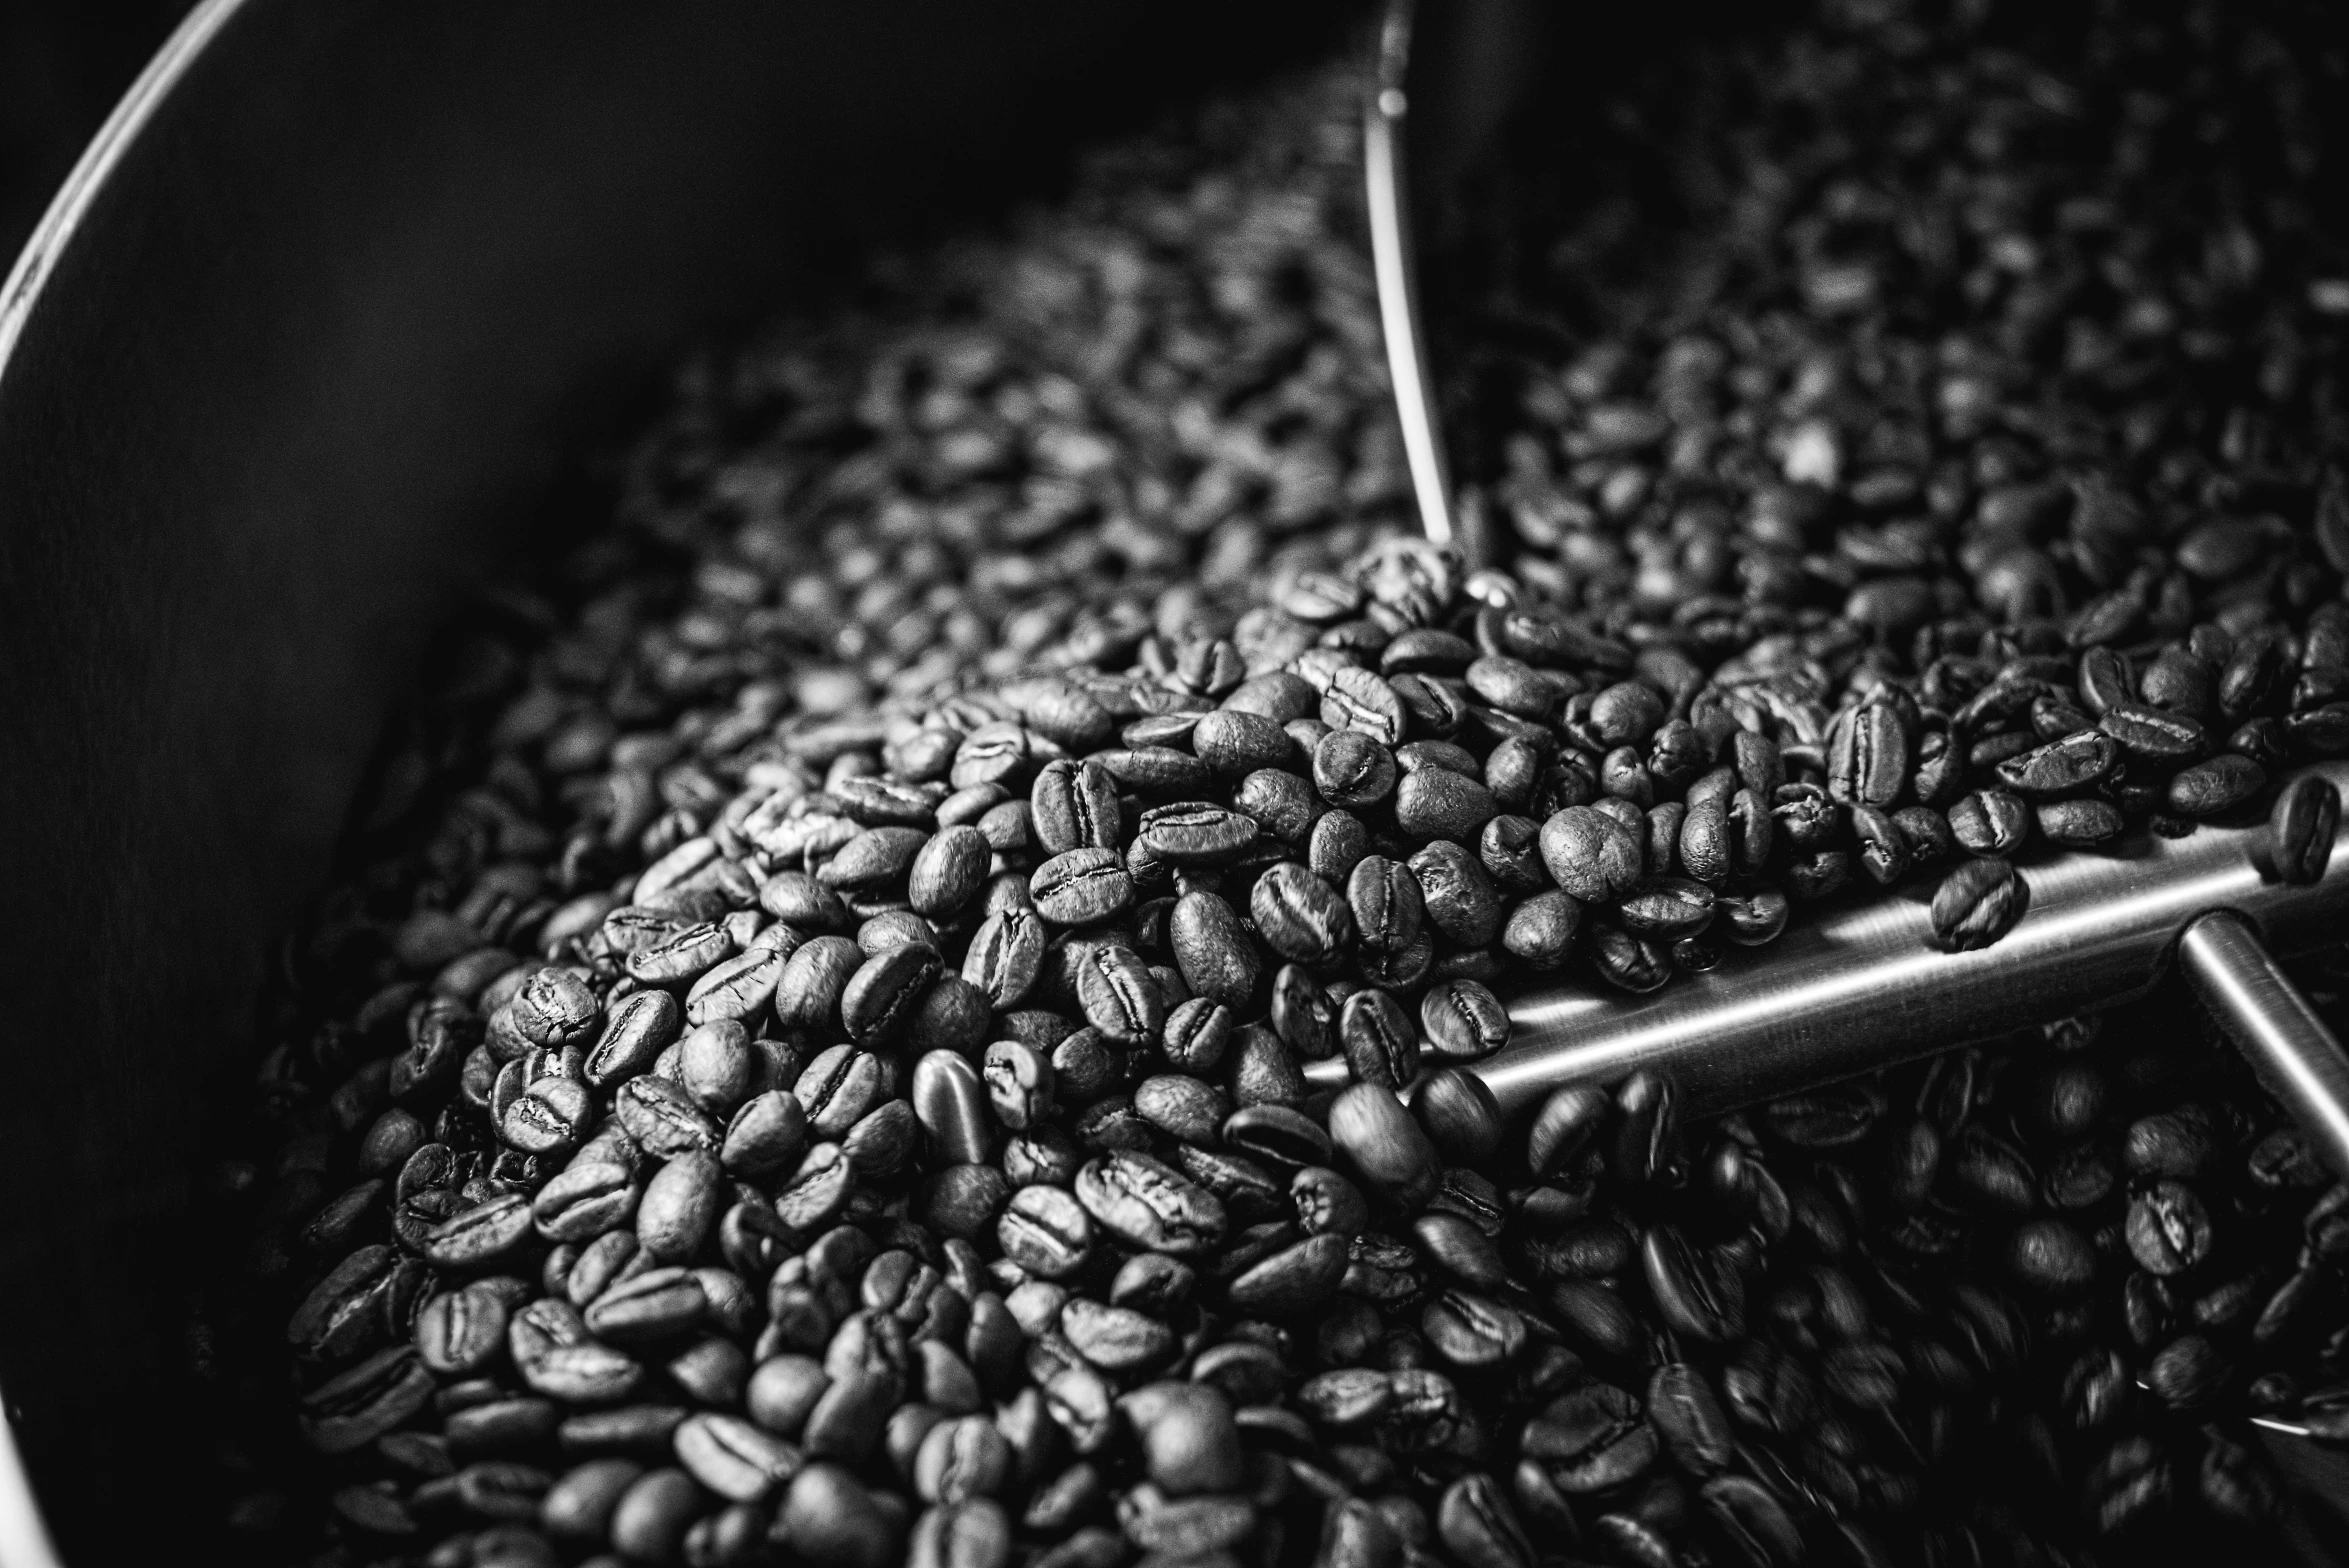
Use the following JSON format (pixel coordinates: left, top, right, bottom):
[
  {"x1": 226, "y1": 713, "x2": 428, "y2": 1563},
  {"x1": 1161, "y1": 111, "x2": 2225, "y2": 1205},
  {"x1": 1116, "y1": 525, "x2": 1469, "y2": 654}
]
[{"x1": 0, "y1": 1, "x2": 1354, "y2": 1558}]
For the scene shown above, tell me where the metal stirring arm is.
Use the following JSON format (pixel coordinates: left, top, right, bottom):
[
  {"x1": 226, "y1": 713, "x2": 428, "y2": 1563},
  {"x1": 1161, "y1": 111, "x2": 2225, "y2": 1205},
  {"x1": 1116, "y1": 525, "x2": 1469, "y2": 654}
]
[
  {"x1": 1364, "y1": 0, "x2": 1547, "y2": 566},
  {"x1": 1301, "y1": 760, "x2": 2349, "y2": 1180}
]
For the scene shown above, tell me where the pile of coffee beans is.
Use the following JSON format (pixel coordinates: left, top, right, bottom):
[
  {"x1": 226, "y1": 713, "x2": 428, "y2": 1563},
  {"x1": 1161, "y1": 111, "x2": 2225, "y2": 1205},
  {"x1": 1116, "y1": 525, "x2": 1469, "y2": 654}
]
[{"x1": 194, "y1": 3, "x2": 2349, "y2": 1567}]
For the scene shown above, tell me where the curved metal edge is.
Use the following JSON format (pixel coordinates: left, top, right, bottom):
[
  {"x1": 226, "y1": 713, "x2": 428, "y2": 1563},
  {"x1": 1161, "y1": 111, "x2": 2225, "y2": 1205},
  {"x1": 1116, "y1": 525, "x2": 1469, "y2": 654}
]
[
  {"x1": 0, "y1": 12, "x2": 248, "y2": 1564},
  {"x1": 0, "y1": 1402, "x2": 55, "y2": 1568},
  {"x1": 0, "y1": 0, "x2": 247, "y2": 376}
]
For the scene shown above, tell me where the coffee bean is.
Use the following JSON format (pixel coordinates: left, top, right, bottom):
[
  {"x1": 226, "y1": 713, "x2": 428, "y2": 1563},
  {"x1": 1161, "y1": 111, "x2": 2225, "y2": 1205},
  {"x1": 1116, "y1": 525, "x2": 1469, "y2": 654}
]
[
  {"x1": 906, "y1": 827, "x2": 991, "y2": 920},
  {"x1": 1339, "y1": 988, "x2": 1419, "y2": 1091},
  {"x1": 1716, "y1": 886, "x2": 1789, "y2": 947},
  {"x1": 1030, "y1": 761, "x2": 1121, "y2": 858},
  {"x1": 1031, "y1": 849, "x2": 1135, "y2": 927},
  {"x1": 1929, "y1": 860, "x2": 2027, "y2": 953},
  {"x1": 1420, "y1": 979, "x2": 1510, "y2": 1063},
  {"x1": 1615, "y1": 878, "x2": 1715, "y2": 941},
  {"x1": 776, "y1": 936, "x2": 865, "y2": 1034},
  {"x1": 1641, "y1": 1225, "x2": 1744, "y2": 1343},
  {"x1": 2099, "y1": 701, "x2": 2208, "y2": 762},
  {"x1": 839, "y1": 943, "x2": 942, "y2": 1046},
  {"x1": 1996, "y1": 730, "x2": 2120, "y2": 796},
  {"x1": 1074, "y1": 1151, "x2": 1227, "y2": 1256},
  {"x1": 1645, "y1": 1363, "x2": 1732, "y2": 1476},
  {"x1": 1160, "y1": 998, "x2": 1233, "y2": 1074},
  {"x1": 1827, "y1": 695, "x2": 1912, "y2": 808},
  {"x1": 1074, "y1": 941, "x2": 1163, "y2": 1046},
  {"x1": 2126, "y1": 1180, "x2": 2213, "y2": 1276},
  {"x1": 1539, "y1": 806, "x2": 1643, "y2": 903},
  {"x1": 1409, "y1": 840, "x2": 1502, "y2": 947},
  {"x1": 2167, "y1": 753, "x2": 2267, "y2": 816},
  {"x1": 1522, "y1": 1383, "x2": 1656, "y2": 1494},
  {"x1": 1327, "y1": 1084, "x2": 1440, "y2": 1212},
  {"x1": 1411, "y1": 1070, "x2": 1504, "y2": 1168},
  {"x1": 2263, "y1": 774, "x2": 2340, "y2": 885},
  {"x1": 2037, "y1": 797, "x2": 2125, "y2": 848},
  {"x1": 1501, "y1": 890, "x2": 1582, "y2": 970},
  {"x1": 1948, "y1": 789, "x2": 2030, "y2": 857},
  {"x1": 1587, "y1": 924, "x2": 1671, "y2": 993},
  {"x1": 1309, "y1": 808, "x2": 1371, "y2": 885},
  {"x1": 1250, "y1": 861, "x2": 1355, "y2": 963},
  {"x1": 1193, "y1": 709, "x2": 1294, "y2": 777},
  {"x1": 1169, "y1": 890, "x2": 1259, "y2": 1010},
  {"x1": 1315, "y1": 729, "x2": 1399, "y2": 808},
  {"x1": 1395, "y1": 768, "x2": 1498, "y2": 843},
  {"x1": 1323, "y1": 667, "x2": 1408, "y2": 746},
  {"x1": 1133, "y1": 1074, "x2": 1229, "y2": 1146}
]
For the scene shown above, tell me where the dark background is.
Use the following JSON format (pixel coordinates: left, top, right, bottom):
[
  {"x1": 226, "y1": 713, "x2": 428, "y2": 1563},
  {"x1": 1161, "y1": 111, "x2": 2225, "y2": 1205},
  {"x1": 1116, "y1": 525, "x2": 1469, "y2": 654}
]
[{"x1": 0, "y1": 1, "x2": 193, "y2": 264}]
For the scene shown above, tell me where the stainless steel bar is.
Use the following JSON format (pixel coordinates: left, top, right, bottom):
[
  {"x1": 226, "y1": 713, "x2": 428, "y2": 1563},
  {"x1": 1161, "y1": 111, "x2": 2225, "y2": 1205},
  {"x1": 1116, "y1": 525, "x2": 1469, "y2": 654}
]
[
  {"x1": 2180, "y1": 911, "x2": 2349, "y2": 1184},
  {"x1": 1363, "y1": 0, "x2": 1460, "y2": 557},
  {"x1": 1304, "y1": 759, "x2": 2349, "y2": 1117}
]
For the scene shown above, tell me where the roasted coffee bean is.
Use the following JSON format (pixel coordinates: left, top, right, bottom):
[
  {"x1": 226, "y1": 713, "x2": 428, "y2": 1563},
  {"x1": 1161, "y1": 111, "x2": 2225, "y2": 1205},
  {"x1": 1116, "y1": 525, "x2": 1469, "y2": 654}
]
[
  {"x1": 1947, "y1": 789, "x2": 2029, "y2": 857},
  {"x1": 1292, "y1": 1167, "x2": 1370, "y2": 1241},
  {"x1": 1523, "y1": 1382, "x2": 1657, "y2": 1494},
  {"x1": 840, "y1": 943, "x2": 941, "y2": 1046},
  {"x1": 1929, "y1": 860, "x2": 2027, "y2": 953},
  {"x1": 1073, "y1": 941, "x2": 1164, "y2": 1046},
  {"x1": 1411, "y1": 1070, "x2": 1504, "y2": 1169},
  {"x1": 2123, "y1": 1108, "x2": 2222, "y2": 1180},
  {"x1": 1587, "y1": 924, "x2": 1670, "y2": 993},
  {"x1": 1031, "y1": 849, "x2": 1134, "y2": 927},
  {"x1": 907, "y1": 826, "x2": 991, "y2": 920},
  {"x1": 1478, "y1": 813, "x2": 1546, "y2": 894},
  {"x1": 2168, "y1": 754, "x2": 2267, "y2": 817},
  {"x1": 1265, "y1": 965, "x2": 1336, "y2": 1064},
  {"x1": 1996, "y1": 730, "x2": 2119, "y2": 796},
  {"x1": 2037, "y1": 797, "x2": 2124, "y2": 848},
  {"x1": 1168, "y1": 890, "x2": 1258, "y2": 1011},
  {"x1": 1339, "y1": 988, "x2": 1419, "y2": 1091},
  {"x1": 1646, "y1": 1363, "x2": 1732, "y2": 1477},
  {"x1": 1419, "y1": 979, "x2": 1510, "y2": 1063},
  {"x1": 1074, "y1": 1150, "x2": 1226, "y2": 1256},
  {"x1": 2126, "y1": 1180, "x2": 2213, "y2": 1276},
  {"x1": 1327, "y1": 1084, "x2": 1440, "y2": 1212},
  {"x1": 2264, "y1": 774, "x2": 2340, "y2": 885},
  {"x1": 1641, "y1": 1225, "x2": 1744, "y2": 1343},
  {"x1": 1823, "y1": 695, "x2": 1908, "y2": 809},
  {"x1": 1156, "y1": 998, "x2": 1232, "y2": 1077},
  {"x1": 1615, "y1": 878, "x2": 1714, "y2": 942},
  {"x1": 1250, "y1": 861, "x2": 1354, "y2": 964},
  {"x1": 1346, "y1": 856, "x2": 1423, "y2": 955},
  {"x1": 1309, "y1": 807, "x2": 1371, "y2": 886},
  {"x1": 961, "y1": 907, "x2": 1045, "y2": 1010},
  {"x1": 1222, "y1": 1105, "x2": 1330, "y2": 1169},
  {"x1": 1030, "y1": 760, "x2": 1122, "y2": 857},
  {"x1": 2100, "y1": 701, "x2": 2207, "y2": 762},
  {"x1": 1435, "y1": 1471, "x2": 1534, "y2": 1568},
  {"x1": 1315, "y1": 729, "x2": 1398, "y2": 809},
  {"x1": 1408, "y1": 839, "x2": 1501, "y2": 948},
  {"x1": 1539, "y1": 806, "x2": 1643, "y2": 904}
]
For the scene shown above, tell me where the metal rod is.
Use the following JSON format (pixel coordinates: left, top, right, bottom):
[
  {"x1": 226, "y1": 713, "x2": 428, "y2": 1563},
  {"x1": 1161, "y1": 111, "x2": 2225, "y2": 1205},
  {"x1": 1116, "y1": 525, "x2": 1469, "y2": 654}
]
[
  {"x1": 2180, "y1": 911, "x2": 2349, "y2": 1185},
  {"x1": 1305, "y1": 760, "x2": 2349, "y2": 1119},
  {"x1": 1363, "y1": 0, "x2": 1460, "y2": 558}
]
